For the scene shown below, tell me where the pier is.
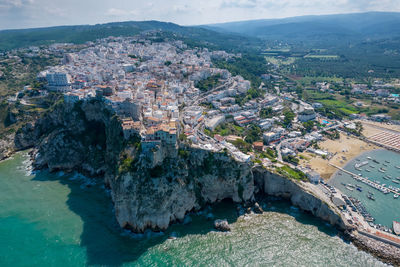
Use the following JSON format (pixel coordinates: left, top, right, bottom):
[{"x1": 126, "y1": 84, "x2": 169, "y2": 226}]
[{"x1": 328, "y1": 163, "x2": 399, "y2": 195}]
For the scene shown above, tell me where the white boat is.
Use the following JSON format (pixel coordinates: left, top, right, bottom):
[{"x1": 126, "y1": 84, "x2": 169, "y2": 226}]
[
  {"x1": 346, "y1": 186, "x2": 354, "y2": 191},
  {"x1": 366, "y1": 169, "x2": 371, "y2": 172},
  {"x1": 355, "y1": 161, "x2": 368, "y2": 168},
  {"x1": 393, "y1": 221, "x2": 400, "y2": 235},
  {"x1": 394, "y1": 194, "x2": 399, "y2": 199}
]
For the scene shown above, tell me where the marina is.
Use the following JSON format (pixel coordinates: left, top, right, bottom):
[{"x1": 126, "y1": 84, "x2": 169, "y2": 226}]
[
  {"x1": 330, "y1": 163, "x2": 400, "y2": 196},
  {"x1": 329, "y1": 149, "x2": 400, "y2": 231}
]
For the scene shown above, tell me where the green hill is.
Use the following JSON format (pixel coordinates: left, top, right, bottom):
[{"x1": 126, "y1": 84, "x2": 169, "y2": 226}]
[{"x1": 0, "y1": 20, "x2": 261, "y2": 52}]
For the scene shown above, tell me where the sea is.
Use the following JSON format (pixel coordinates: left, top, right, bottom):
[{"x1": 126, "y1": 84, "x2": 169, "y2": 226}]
[
  {"x1": 330, "y1": 149, "x2": 400, "y2": 229},
  {"x1": 0, "y1": 152, "x2": 386, "y2": 266}
]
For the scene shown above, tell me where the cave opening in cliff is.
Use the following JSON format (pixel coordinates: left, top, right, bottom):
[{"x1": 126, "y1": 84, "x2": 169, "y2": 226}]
[{"x1": 83, "y1": 120, "x2": 107, "y2": 150}]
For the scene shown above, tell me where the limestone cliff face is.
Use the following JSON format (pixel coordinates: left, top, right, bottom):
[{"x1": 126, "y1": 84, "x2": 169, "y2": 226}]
[
  {"x1": 0, "y1": 132, "x2": 16, "y2": 161},
  {"x1": 109, "y1": 146, "x2": 254, "y2": 232},
  {"x1": 253, "y1": 167, "x2": 346, "y2": 230},
  {"x1": 16, "y1": 99, "x2": 124, "y2": 176},
  {"x1": 15, "y1": 100, "x2": 254, "y2": 232},
  {"x1": 15, "y1": 100, "x2": 346, "y2": 233}
]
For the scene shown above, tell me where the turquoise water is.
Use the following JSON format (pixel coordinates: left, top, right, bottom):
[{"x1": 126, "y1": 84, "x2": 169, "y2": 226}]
[
  {"x1": 0, "y1": 152, "x2": 386, "y2": 266},
  {"x1": 330, "y1": 149, "x2": 400, "y2": 228}
]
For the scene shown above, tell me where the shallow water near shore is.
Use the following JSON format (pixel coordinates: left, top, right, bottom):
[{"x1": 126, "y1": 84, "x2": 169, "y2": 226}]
[
  {"x1": 330, "y1": 149, "x2": 400, "y2": 228},
  {"x1": 0, "y1": 152, "x2": 386, "y2": 266}
]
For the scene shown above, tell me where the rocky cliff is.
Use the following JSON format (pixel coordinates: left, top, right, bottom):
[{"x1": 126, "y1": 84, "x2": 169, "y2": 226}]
[
  {"x1": 15, "y1": 99, "x2": 254, "y2": 232},
  {"x1": 16, "y1": 99, "x2": 124, "y2": 176},
  {"x1": 110, "y1": 147, "x2": 254, "y2": 232},
  {"x1": 253, "y1": 167, "x2": 346, "y2": 230},
  {"x1": 14, "y1": 99, "x2": 347, "y2": 233}
]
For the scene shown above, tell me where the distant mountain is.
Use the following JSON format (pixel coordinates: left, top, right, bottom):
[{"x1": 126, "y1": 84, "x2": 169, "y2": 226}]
[
  {"x1": 205, "y1": 12, "x2": 400, "y2": 43},
  {"x1": 0, "y1": 20, "x2": 261, "y2": 52}
]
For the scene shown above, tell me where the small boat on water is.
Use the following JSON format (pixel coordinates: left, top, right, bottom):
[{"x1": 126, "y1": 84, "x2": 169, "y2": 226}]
[
  {"x1": 370, "y1": 165, "x2": 375, "y2": 168},
  {"x1": 386, "y1": 175, "x2": 393, "y2": 179},
  {"x1": 355, "y1": 161, "x2": 368, "y2": 169},
  {"x1": 393, "y1": 180, "x2": 400, "y2": 184},
  {"x1": 346, "y1": 186, "x2": 354, "y2": 191},
  {"x1": 366, "y1": 169, "x2": 371, "y2": 172},
  {"x1": 341, "y1": 182, "x2": 346, "y2": 186},
  {"x1": 356, "y1": 187, "x2": 363, "y2": 192},
  {"x1": 373, "y1": 159, "x2": 380, "y2": 164},
  {"x1": 347, "y1": 184, "x2": 355, "y2": 188},
  {"x1": 394, "y1": 194, "x2": 399, "y2": 199},
  {"x1": 368, "y1": 191, "x2": 374, "y2": 195},
  {"x1": 379, "y1": 168, "x2": 386, "y2": 173},
  {"x1": 367, "y1": 156, "x2": 372, "y2": 160},
  {"x1": 396, "y1": 166, "x2": 400, "y2": 169},
  {"x1": 385, "y1": 160, "x2": 390, "y2": 163},
  {"x1": 367, "y1": 194, "x2": 375, "y2": 201}
]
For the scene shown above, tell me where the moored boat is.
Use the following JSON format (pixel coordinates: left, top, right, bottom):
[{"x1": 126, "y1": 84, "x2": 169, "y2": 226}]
[
  {"x1": 394, "y1": 221, "x2": 400, "y2": 235},
  {"x1": 367, "y1": 194, "x2": 375, "y2": 201}
]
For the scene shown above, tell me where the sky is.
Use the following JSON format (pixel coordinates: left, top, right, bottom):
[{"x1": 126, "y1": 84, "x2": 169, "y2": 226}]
[{"x1": 0, "y1": 0, "x2": 400, "y2": 30}]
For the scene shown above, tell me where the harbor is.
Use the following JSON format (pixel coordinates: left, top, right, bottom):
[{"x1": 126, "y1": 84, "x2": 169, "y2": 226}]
[
  {"x1": 329, "y1": 149, "x2": 400, "y2": 234},
  {"x1": 329, "y1": 163, "x2": 400, "y2": 196}
]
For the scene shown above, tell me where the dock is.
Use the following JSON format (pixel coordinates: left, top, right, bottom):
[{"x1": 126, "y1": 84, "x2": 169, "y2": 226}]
[{"x1": 328, "y1": 163, "x2": 399, "y2": 195}]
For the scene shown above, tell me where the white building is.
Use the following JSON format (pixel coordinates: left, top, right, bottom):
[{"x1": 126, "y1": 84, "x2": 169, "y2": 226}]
[{"x1": 205, "y1": 115, "x2": 225, "y2": 131}]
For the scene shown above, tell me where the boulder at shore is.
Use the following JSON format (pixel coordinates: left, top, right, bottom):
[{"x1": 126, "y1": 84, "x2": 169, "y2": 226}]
[{"x1": 214, "y1": 219, "x2": 231, "y2": 232}]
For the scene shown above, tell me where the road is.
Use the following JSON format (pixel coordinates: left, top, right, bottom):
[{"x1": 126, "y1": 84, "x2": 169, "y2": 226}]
[{"x1": 189, "y1": 80, "x2": 235, "y2": 106}]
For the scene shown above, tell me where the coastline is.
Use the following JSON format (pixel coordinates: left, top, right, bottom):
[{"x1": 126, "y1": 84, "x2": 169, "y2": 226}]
[
  {"x1": 299, "y1": 133, "x2": 379, "y2": 180},
  {"x1": 327, "y1": 148, "x2": 385, "y2": 182}
]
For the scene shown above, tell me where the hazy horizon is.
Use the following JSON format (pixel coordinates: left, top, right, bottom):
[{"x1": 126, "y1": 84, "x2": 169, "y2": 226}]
[{"x1": 1, "y1": 0, "x2": 400, "y2": 30}]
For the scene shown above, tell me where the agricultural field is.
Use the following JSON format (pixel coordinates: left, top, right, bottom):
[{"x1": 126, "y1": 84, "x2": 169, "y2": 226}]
[
  {"x1": 304, "y1": 54, "x2": 339, "y2": 60},
  {"x1": 264, "y1": 56, "x2": 296, "y2": 66}
]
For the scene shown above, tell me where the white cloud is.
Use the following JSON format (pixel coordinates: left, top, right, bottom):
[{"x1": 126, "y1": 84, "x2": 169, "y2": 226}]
[
  {"x1": 1, "y1": 0, "x2": 400, "y2": 30},
  {"x1": 106, "y1": 8, "x2": 135, "y2": 16},
  {"x1": 0, "y1": 0, "x2": 34, "y2": 9}
]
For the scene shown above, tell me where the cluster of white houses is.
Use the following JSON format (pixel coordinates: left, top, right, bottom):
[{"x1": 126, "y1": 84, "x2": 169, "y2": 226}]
[{"x1": 39, "y1": 36, "x2": 240, "y2": 152}]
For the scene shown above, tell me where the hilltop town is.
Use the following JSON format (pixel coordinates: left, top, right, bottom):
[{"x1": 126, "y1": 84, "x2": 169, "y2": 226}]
[
  {"x1": 7, "y1": 35, "x2": 395, "y2": 184},
  {"x1": 2, "y1": 26, "x2": 400, "y2": 267}
]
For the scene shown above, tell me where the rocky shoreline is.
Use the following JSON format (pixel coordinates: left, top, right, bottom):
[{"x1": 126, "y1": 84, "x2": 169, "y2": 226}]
[
  {"x1": 350, "y1": 231, "x2": 400, "y2": 266},
  {"x1": 6, "y1": 99, "x2": 399, "y2": 265}
]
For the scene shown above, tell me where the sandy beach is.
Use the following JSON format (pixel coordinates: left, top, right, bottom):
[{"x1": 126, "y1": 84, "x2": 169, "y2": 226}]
[
  {"x1": 299, "y1": 133, "x2": 378, "y2": 180},
  {"x1": 360, "y1": 121, "x2": 400, "y2": 137}
]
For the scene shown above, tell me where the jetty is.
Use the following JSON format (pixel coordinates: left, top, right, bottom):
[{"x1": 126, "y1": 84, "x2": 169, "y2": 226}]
[{"x1": 329, "y1": 163, "x2": 399, "y2": 195}]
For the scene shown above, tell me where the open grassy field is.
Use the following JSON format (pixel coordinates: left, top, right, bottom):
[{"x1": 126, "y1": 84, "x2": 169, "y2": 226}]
[
  {"x1": 297, "y1": 76, "x2": 344, "y2": 85},
  {"x1": 264, "y1": 56, "x2": 296, "y2": 66}
]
